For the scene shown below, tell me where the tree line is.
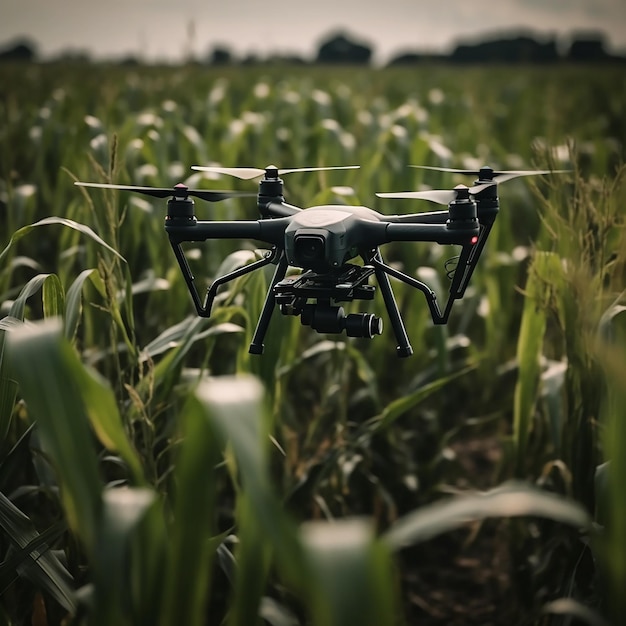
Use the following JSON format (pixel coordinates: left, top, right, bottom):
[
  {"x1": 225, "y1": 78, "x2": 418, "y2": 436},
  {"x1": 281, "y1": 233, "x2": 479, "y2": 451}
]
[{"x1": 1, "y1": 29, "x2": 624, "y2": 65}]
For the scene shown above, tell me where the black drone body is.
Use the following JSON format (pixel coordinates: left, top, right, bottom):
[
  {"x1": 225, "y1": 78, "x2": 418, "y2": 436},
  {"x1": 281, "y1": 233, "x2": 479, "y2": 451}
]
[{"x1": 76, "y1": 164, "x2": 565, "y2": 357}]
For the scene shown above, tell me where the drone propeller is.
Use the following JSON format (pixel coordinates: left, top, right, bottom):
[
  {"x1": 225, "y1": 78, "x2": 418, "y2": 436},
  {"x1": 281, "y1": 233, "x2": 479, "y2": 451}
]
[
  {"x1": 190, "y1": 164, "x2": 360, "y2": 180},
  {"x1": 74, "y1": 181, "x2": 256, "y2": 202},
  {"x1": 409, "y1": 165, "x2": 571, "y2": 184},
  {"x1": 377, "y1": 182, "x2": 495, "y2": 205}
]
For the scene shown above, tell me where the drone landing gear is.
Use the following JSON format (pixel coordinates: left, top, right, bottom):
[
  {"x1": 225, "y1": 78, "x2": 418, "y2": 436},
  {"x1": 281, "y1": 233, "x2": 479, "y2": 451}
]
[{"x1": 249, "y1": 253, "x2": 418, "y2": 357}]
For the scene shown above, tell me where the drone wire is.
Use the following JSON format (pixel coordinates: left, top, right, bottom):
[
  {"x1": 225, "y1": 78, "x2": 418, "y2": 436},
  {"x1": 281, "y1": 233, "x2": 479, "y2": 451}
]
[{"x1": 444, "y1": 255, "x2": 459, "y2": 280}]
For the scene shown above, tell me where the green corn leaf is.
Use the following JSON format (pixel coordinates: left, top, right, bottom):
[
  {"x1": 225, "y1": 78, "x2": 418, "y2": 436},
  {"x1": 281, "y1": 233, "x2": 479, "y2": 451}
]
[
  {"x1": 42, "y1": 273, "x2": 65, "y2": 318},
  {"x1": 194, "y1": 376, "x2": 301, "y2": 583},
  {"x1": 0, "y1": 492, "x2": 76, "y2": 613},
  {"x1": 64, "y1": 268, "x2": 99, "y2": 340},
  {"x1": 542, "y1": 598, "x2": 611, "y2": 626},
  {"x1": 91, "y1": 487, "x2": 158, "y2": 626},
  {"x1": 513, "y1": 252, "x2": 554, "y2": 474},
  {"x1": 300, "y1": 518, "x2": 398, "y2": 626},
  {"x1": 596, "y1": 302, "x2": 626, "y2": 620},
  {"x1": 0, "y1": 216, "x2": 125, "y2": 266},
  {"x1": 159, "y1": 393, "x2": 221, "y2": 626},
  {"x1": 0, "y1": 321, "x2": 22, "y2": 446},
  {"x1": 384, "y1": 481, "x2": 591, "y2": 551},
  {"x1": 9, "y1": 274, "x2": 59, "y2": 321},
  {"x1": 0, "y1": 423, "x2": 35, "y2": 492},
  {"x1": 6, "y1": 318, "x2": 103, "y2": 551},
  {"x1": 73, "y1": 364, "x2": 145, "y2": 485},
  {"x1": 226, "y1": 496, "x2": 272, "y2": 626},
  {"x1": 276, "y1": 340, "x2": 346, "y2": 377},
  {"x1": 366, "y1": 364, "x2": 475, "y2": 432},
  {"x1": 0, "y1": 317, "x2": 27, "y2": 332},
  {"x1": 140, "y1": 317, "x2": 242, "y2": 362},
  {"x1": 540, "y1": 358, "x2": 567, "y2": 455},
  {"x1": 140, "y1": 312, "x2": 245, "y2": 407},
  {"x1": 258, "y1": 597, "x2": 299, "y2": 626}
]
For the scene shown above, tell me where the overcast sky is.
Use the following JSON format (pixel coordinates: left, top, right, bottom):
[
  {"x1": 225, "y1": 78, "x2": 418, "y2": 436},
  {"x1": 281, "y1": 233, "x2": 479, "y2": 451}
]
[{"x1": 2, "y1": 0, "x2": 625, "y2": 63}]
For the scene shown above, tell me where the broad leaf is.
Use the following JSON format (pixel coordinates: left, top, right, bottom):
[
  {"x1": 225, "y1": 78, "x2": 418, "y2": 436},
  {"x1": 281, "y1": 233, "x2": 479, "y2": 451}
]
[
  {"x1": 7, "y1": 319, "x2": 103, "y2": 550},
  {"x1": 0, "y1": 492, "x2": 75, "y2": 612},
  {"x1": 384, "y1": 481, "x2": 591, "y2": 550},
  {"x1": 0, "y1": 216, "x2": 125, "y2": 265}
]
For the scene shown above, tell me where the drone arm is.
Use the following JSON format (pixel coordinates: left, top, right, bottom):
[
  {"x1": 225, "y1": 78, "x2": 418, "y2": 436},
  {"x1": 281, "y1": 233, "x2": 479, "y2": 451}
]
[
  {"x1": 258, "y1": 199, "x2": 303, "y2": 218},
  {"x1": 383, "y1": 222, "x2": 479, "y2": 245},
  {"x1": 166, "y1": 218, "x2": 289, "y2": 246},
  {"x1": 166, "y1": 219, "x2": 477, "y2": 248},
  {"x1": 165, "y1": 218, "x2": 289, "y2": 319}
]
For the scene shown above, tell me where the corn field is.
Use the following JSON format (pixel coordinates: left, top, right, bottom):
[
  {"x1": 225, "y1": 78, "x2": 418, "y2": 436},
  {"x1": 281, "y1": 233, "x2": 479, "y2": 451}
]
[{"x1": 1, "y1": 61, "x2": 625, "y2": 625}]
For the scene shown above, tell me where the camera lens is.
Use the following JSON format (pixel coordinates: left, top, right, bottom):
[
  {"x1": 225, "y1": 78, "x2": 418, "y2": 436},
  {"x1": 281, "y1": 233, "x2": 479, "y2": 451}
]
[
  {"x1": 345, "y1": 313, "x2": 383, "y2": 338},
  {"x1": 294, "y1": 234, "x2": 326, "y2": 266}
]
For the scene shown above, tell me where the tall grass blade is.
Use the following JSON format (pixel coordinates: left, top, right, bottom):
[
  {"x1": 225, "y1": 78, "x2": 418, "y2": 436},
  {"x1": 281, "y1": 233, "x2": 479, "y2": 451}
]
[
  {"x1": 0, "y1": 493, "x2": 75, "y2": 613},
  {"x1": 9, "y1": 274, "x2": 60, "y2": 320},
  {"x1": 365, "y1": 364, "x2": 475, "y2": 433},
  {"x1": 64, "y1": 268, "x2": 99, "y2": 340},
  {"x1": 92, "y1": 487, "x2": 158, "y2": 626},
  {"x1": 194, "y1": 375, "x2": 301, "y2": 582},
  {"x1": 42, "y1": 273, "x2": 64, "y2": 318},
  {"x1": 0, "y1": 324, "x2": 19, "y2": 447},
  {"x1": 542, "y1": 598, "x2": 611, "y2": 626},
  {"x1": 384, "y1": 481, "x2": 590, "y2": 550},
  {"x1": 226, "y1": 497, "x2": 271, "y2": 626},
  {"x1": 0, "y1": 216, "x2": 125, "y2": 265},
  {"x1": 512, "y1": 252, "x2": 555, "y2": 475},
  {"x1": 6, "y1": 318, "x2": 103, "y2": 550},
  {"x1": 158, "y1": 393, "x2": 221, "y2": 626},
  {"x1": 597, "y1": 303, "x2": 626, "y2": 621},
  {"x1": 140, "y1": 317, "x2": 242, "y2": 362},
  {"x1": 300, "y1": 518, "x2": 398, "y2": 626},
  {"x1": 73, "y1": 364, "x2": 145, "y2": 484}
]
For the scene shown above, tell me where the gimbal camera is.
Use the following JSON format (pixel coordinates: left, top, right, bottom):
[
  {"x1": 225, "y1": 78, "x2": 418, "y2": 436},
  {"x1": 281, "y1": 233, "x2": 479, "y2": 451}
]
[{"x1": 76, "y1": 164, "x2": 565, "y2": 357}]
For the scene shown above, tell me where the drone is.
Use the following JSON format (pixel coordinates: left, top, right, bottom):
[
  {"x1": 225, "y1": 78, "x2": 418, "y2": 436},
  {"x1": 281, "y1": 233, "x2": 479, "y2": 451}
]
[{"x1": 75, "y1": 164, "x2": 566, "y2": 357}]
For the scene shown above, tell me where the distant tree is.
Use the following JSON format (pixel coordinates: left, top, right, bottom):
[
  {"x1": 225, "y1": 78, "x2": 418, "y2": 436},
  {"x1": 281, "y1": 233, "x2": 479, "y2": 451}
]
[
  {"x1": 387, "y1": 52, "x2": 423, "y2": 66},
  {"x1": 315, "y1": 32, "x2": 372, "y2": 64},
  {"x1": 265, "y1": 53, "x2": 308, "y2": 66},
  {"x1": 450, "y1": 33, "x2": 559, "y2": 64},
  {"x1": 52, "y1": 49, "x2": 92, "y2": 64},
  {"x1": 387, "y1": 51, "x2": 448, "y2": 66},
  {"x1": 0, "y1": 37, "x2": 37, "y2": 62},
  {"x1": 209, "y1": 46, "x2": 233, "y2": 65},
  {"x1": 567, "y1": 34, "x2": 610, "y2": 62},
  {"x1": 120, "y1": 56, "x2": 141, "y2": 66},
  {"x1": 240, "y1": 53, "x2": 260, "y2": 66}
]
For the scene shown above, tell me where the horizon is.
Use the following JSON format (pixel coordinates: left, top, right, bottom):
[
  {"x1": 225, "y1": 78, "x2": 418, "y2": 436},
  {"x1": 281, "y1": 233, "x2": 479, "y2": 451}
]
[
  {"x1": 2, "y1": 24, "x2": 621, "y2": 65},
  {"x1": 2, "y1": 1, "x2": 626, "y2": 65}
]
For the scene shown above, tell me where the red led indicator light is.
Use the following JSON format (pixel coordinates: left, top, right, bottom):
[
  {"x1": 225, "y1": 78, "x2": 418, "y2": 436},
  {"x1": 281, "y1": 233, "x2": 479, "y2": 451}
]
[{"x1": 471, "y1": 236, "x2": 479, "y2": 244}]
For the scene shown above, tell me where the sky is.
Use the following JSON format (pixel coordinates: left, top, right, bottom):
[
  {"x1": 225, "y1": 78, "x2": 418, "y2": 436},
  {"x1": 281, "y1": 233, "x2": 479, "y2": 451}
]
[{"x1": 2, "y1": 0, "x2": 626, "y2": 64}]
